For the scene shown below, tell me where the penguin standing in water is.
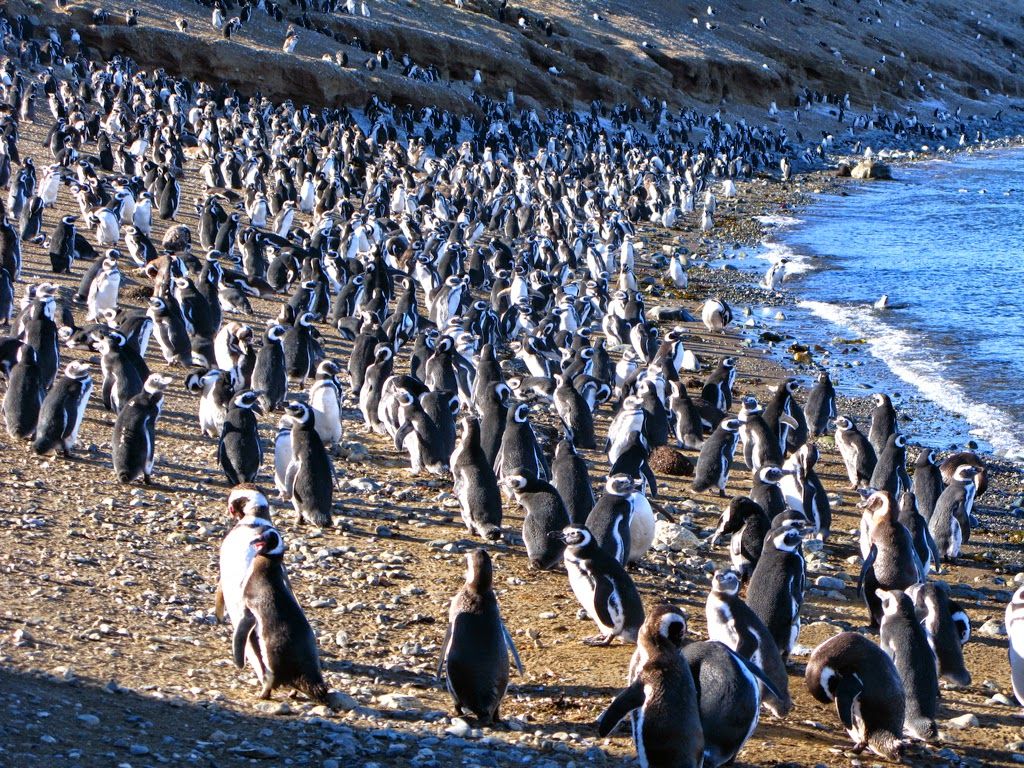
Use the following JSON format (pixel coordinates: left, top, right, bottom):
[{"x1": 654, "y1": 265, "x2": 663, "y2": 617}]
[
  {"x1": 928, "y1": 464, "x2": 978, "y2": 561},
  {"x1": 111, "y1": 374, "x2": 172, "y2": 485},
  {"x1": 3, "y1": 344, "x2": 42, "y2": 439},
  {"x1": 450, "y1": 416, "x2": 503, "y2": 541},
  {"x1": 438, "y1": 549, "x2": 523, "y2": 725},
  {"x1": 596, "y1": 605, "x2": 704, "y2": 768},
  {"x1": 218, "y1": 390, "x2": 263, "y2": 485},
  {"x1": 227, "y1": 523, "x2": 330, "y2": 703},
  {"x1": 834, "y1": 416, "x2": 876, "y2": 489},
  {"x1": 585, "y1": 474, "x2": 636, "y2": 566},
  {"x1": 747, "y1": 526, "x2": 805, "y2": 660},
  {"x1": 557, "y1": 525, "x2": 645, "y2": 645},
  {"x1": 32, "y1": 361, "x2": 93, "y2": 456},
  {"x1": 501, "y1": 473, "x2": 569, "y2": 570},
  {"x1": 710, "y1": 496, "x2": 772, "y2": 581},
  {"x1": 282, "y1": 402, "x2": 333, "y2": 527},
  {"x1": 692, "y1": 418, "x2": 741, "y2": 497},
  {"x1": 804, "y1": 370, "x2": 836, "y2": 436},
  {"x1": 906, "y1": 581, "x2": 971, "y2": 687},
  {"x1": 705, "y1": 569, "x2": 793, "y2": 717},
  {"x1": 1007, "y1": 585, "x2": 1024, "y2": 708},
  {"x1": 805, "y1": 632, "x2": 905, "y2": 760},
  {"x1": 858, "y1": 491, "x2": 924, "y2": 628},
  {"x1": 912, "y1": 449, "x2": 944, "y2": 522},
  {"x1": 550, "y1": 435, "x2": 594, "y2": 524},
  {"x1": 877, "y1": 589, "x2": 939, "y2": 742}
]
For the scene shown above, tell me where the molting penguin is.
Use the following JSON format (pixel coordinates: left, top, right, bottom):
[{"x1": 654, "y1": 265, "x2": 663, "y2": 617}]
[
  {"x1": 450, "y1": 416, "x2": 503, "y2": 541},
  {"x1": 32, "y1": 361, "x2": 93, "y2": 456},
  {"x1": 877, "y1": 589, "x2": 939, "y2": 742},
  {"x1": 282, "y1": 401, "x2": 333, "y2": 527},
  {"x1": 218, "y1": 390, "x2": 263, "y2": 485},
  {"x1": 111, "y1": 374, "x2": 172, "y2": 484},
  {"x1": 550, "y1": 435, "x2": 595, "y2": 524},
  {"x1": 805, "y1": 632, "x2": 905, "y2": 760},
  {"x1": 501, "y1": 473, "x2": 569, "y2": 570},
  {"x1": 558, "y1": 525, "x2": 645, "y2": 645},
  {"x1": 438, "y1": 549, "x2": 523, "y2": 724},
  {"x1": 596, "y1": 604, "x2": 703, "y2": 768},
  {"x1": 692, "y1": 417, "x2": 740, "y2": 497},
  {"x1": 747, "y1": 526, "x2": 805, "y2": 660},
  {"x1": 928, "y1": 464, "x2": 977, "y2": 561},
  {"x1": 834, "y1": 416, "x2": 876, "y2": 489}
]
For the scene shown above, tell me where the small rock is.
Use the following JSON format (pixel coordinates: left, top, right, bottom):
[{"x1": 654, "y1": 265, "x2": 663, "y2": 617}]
[
  {"x1": 445, "y1": 718, "x2": 472, "y2": 738},
  {"x1": 129, "y1": 744, "x2": 150, "y2": 756},
  {"x1": 988, "y1": 693, "x2": 1014, "y2": 706},
  {"x1": 327, "y1": 691, "x2": 357, "y2": 711},
  {"x1": 653, "y1": 521, "x2": 700, "y2": 552},
  {"x1": 13, "y1": 628, "x2": 36, "y2": 647},
  {"x1": 378, "y1": 693, "x2": 422, "y2": 710},
  {"x1": 77, "y1": 714, "x2": 100, "y2": 727},
  {"x1": 815, "y1": 576, "x2": 846, "y2": 591},
  {"x1": 947, "y1": 713, "x2": 979, "y2": 729},
  {"x1": 254, "y1": 701, "x2": 291, "y2": 716},
  {"x1": 979, "y1": 619, "x2": 1006, "y2": 638}
]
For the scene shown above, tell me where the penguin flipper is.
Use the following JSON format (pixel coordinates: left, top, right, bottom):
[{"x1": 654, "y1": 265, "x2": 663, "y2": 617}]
[
  {"x1": 730, "y1": 649, "x2": 783, "y2": 702},
  {"x1": 232, "y1": 609, "x2": 257, "y2": 668},
  {"x1": 834, "y1": 675, "x2": 863, "y2": 730},
  {"x1": 214, "y1": 585, "x2": 225, "y2": 622},
  {"x1": 501, "y1": 620, "x2": 525, "y2": 675},
  {"x1": 592, "y1": 574, "x2": 617, "y2": 630},
  {"x1": 436, "y1": 622, "x2": 452, "y2": 680},
  {"x1": 394, "y1": 420, "x2": 414, "y2": 451},
  {"x1": 857, "y1": 544, "x2": 878, "y2": 597},
  {"x1": 596, "y1": 681, "x2": 645, "y2": 737}
]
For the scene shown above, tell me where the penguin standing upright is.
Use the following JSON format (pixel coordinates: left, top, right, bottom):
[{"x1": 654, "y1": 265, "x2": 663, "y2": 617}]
[
  {"x1": 912, "y1": 449, "x2": 944, "y2": 522},
  {"x1": 3, "y1": 344, "x2": 42, "y2": 438},
  {"x1": 502, "y1": 473, "x2": 569, "y2": 570},
  {"x1": 585, "y1": 474, "x2": 636, "y2": 566},
  {"x1": 804, "y1": 370, "x2": 836, "y2": 436},
  {"x1": 692, "y1": 418, "x2": 741, "y2": 497},
  {"x1": 906, "y1": 581, "x2": 971, "y2": 686},
  {"x1": 218, "y1": 390, "x2": 263, "y2": 485},
  {"x1": 705, "y1": 569, "x2": 793, "y2": 717},
  {"x1": 834, "y1": 416, "x2": 876, "y2": 489},
  {"x1": 550, "y1": 435, "x2": 594, "y2": 524},
  {"x1": 282, "y1": 402, "x2": 333, "y2": 527},
  {"x1": 711, "y1": 496, "x2": 771, "y2": 581},
  {"x1": 111, "y1": 374, "x2": 172, "y2": 484},
  {"x1": 928, "y1": 464, "x2": 978, "y2": 561},
  {"x1": 32, "y1": 361, "x2": 93, "y2": 456},
  {"x1": 553, "y1": 373, "x2": 595, "y2": 449},
  {"x1": 251, "y1": 324, "x2": 288, "y2": 412},
  {"x1": 308, "y1": 360, "x2": 343, "y2": 449},
  {"x1": 781, "y1": 442, "x2": 831, "y2": 538},
  {"x1": 438, "y1": 549, "x2": 523, "y2": 724},
  {"x1": 557, "y1": 525, "x2": 645, "y2": 645},
  {"x1": 868, "y1": 393, "x2": 898, "y2": 458},
  {"x1": 147, "y1": 296, "x2": 192, "y2": 366},
  {"x1": 596, "y1": 604, "x2": 703, "y2": 768},
  {"x1": 805, "y1": 632, "x2": 905, "y2": 760},
  {"x1": 870, "y1": 434, "x2": 911, "y2": 498},
  {"x1": 750, "y1": 466, "x2": 792, "y2": 520},
  {"x1": 668, "y1": 379, "x2": 706, "y2": 450},
  {"x1": 877, "y1": 589, "x2": 939, "y2": 742},
  {"x1": 897, "y1": 491, "x2": 940, "y2": 577},
  {"x1": 858, "y1": 491, "x2": 924, "y2": 628},
  {"x1": 450, "y1": 416, "x2": 503, "y2": 541},
  {"x1": 1007, "y1": 585, "x2": 1024, "y2": 708},
  {"x1": 494, "y1": 403, "x2": 549, "y2": 484},
  {"x1": 747, "y1": 526, "x2": 805, "y2": 660}
]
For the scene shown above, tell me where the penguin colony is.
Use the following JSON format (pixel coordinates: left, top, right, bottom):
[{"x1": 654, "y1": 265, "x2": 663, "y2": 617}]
[{"x1": 0, "y1": 9, "x2": 1020, "y2": 768}]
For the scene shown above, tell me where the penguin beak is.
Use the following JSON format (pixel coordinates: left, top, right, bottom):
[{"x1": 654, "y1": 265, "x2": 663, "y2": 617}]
[{"x1": 547, "y1": 531, "x2": 567, "y2": 541}]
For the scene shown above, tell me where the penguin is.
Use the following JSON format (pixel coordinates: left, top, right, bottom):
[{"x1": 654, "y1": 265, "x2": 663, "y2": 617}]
[
  {"x1": 868, "y1": 393, "x2": 898, "y2": 458},
  {"x1": 870, "y1": 433, "x2": 911, "y2": 498},
  {"x1": 585, "y1": 474, "x2": 636, "y2": 566},
  {"x1": 597, "y1": 604, "x2": 704, "y2": 768},
  {"x1": 229, "y1": 524, "x2": 330, "y2": 703},
  {"x1": 897, "y1": 491, "x2": 940, "y2": 577},
  {"x1": 912, "y1": 448, "x2": 944, "y2": 522},
  {"x1": 393, "y1": 389, "x2": 449, "y2": 475},
  {"x1": 550, "y1": 435, "x2": 594, "y2": 524},
  {"x1": 750, "y1": 465, "x2": 792, "y2": 520},
  {"x1": 834, "y1": 416, "x2": 876, "y2": 489},
  {"x1": 711, "y1": 496, "x2": 771, "y2": 581},
  {"x1": 450, "y1": 416, "x2": 503, "y2": 541},
  {"x1": 626, "y1": 480, "x2": 656, "y2": 564},
  {"x1": 737, "y1": 397, "x2": 782, "y2": 472},
  {"x1": 3, "y1": 344, "x2": 42, "y2": 439},
  {"x1": 877, "y1": 589, "x2": 939, "y2": 742},
  {"x1": 780, "y1": 442, "x2": 831, "y2": 538},
  {"x1": 939, "y1": 452, "x2": 987, "y2": 497},
  {"x1": 282, "y1": 401, "x2": 333, "y2": 527},
  {"x1": 272, "y1": 416, "x2": 293, "y2": 499},
  {"x1": 32, "y1": 361, "x2": 93, "y2": 456},
  {"x1": 111, "y1": 374, "x2": 172, "y2": 484},
  {"x1": 928, "y1": 463, "x2": 977, "y2": 561},
  {"x1": 805, "y1": 632, "x2": 905, "y2": 760},
  {"x1": 437, "y1": 549, "x2": 524, "y2": 725},
  {"x1": 185, "y1": 368, "x2": 233, "y2": 437},
  {"x1": 308, "y1": 360, "x2": 343, "y2": 449},
  {"x1": 762, "y1": 378, "x2": 802, "y2": 455},
  {"x1": 668, "y1": 379, "x2": 705, "y2": 450},
  {"x1": 251, "y1": 324, "x2": 288, "y2": 412},
  {"x1": 605, "y1": 395, "x2": 646, "y2": 466},
  {"x1": 609, "y1": 430, "x2": 658, "y2": 497},
  {"x1": 216, "y1": 485, "x2": 276, "y2": 625},
  {"x1": 553, "y1": 373, "x2": 596, "y2": 449},
  {"x1": 747, "y1": 526, "x2": 805, "y2": 660},
  {"x1": 218, "y1": 390, "x2": 263, "y2": 486},
  {"x1": 557, "y1": 525, "x2": 645, "y2": 645},
  {"x1": 494, "y1": 403, "x2": 549, "y2": 484},
  {"x1": 701, "y1": 296, "x2": 732, "y2": 331},
  {"x1": 48, "y1": 215, "x2": 77, "y2": 273},
  {"x1": 906, "y1": 581, "x2": 971, "y2": 687},
  {"x1": 147, "y1": 296, "x2": 192, "y2": 366},
  {"x1": 476, "y1": 381, "x2": 508, "y2": 468},
  {"x1": 501, "y1": 473, "x2": 569, "y2": 570},
  {"x1": 857, "y1": 491, "x2": 924, "y2": 628},
  {"x1": 701, "y1": 357, "x2": 736, "y2": 412},
  {"x1": 1006, "y1": 584, "x2": 1024, "y2": 708},
  {"x1": 98, "y1": 331, "x2": 148, "y2": 413},
  {"x1": 804, "y1": 370, "x2": 836, "y2": 436},
  {"x1": 709, "y1": 570, "x2": 794, "y2": 712},
  {"x1": 691, "y1": 418, "x2": 740, "y2": 497}
]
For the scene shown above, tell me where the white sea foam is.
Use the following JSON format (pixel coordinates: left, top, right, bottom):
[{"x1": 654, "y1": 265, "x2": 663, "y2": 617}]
[
  {"x1": 754, "y1": 214, "x2": 803, "y2": 227},
  {"x1": 799, "y1": 300, "x2": 1024, "y2": 460}
]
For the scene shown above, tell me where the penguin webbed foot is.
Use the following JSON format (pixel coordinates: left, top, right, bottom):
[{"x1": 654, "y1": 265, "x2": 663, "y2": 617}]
[{"x1": 582, "y1": 634, "x2": 613, "y2": 647}]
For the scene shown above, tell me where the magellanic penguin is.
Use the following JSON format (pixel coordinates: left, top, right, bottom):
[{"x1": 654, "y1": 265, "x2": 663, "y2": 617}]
[
  {"x1": 711, "y1": 496, "x2": 772, "y2": 582},
  {"x1": 251, "y1": 324, "x2": 288, "y2": 412},
  {"x1": 501, "y1": 473, "x2": 569, "y2": 570},
  {"x1": 805, "y1": 631, "x2": 905, "y2": 759},
  {"x1": 282, "y1": 401, "x2": 333, "y2": 527},
  {"x1": 308, "y1": 359, "x2": 343, "y2": 449},
  {"x1": 216, "y1": 485, "x2": 275, "y2": 625},
  {"x1": 596, "y1": 604, "x2": 704, "y2": 768},
  {"x1": 911, "y1": 448, "x2": 944, "y2": 522},
  {"x1": 804, "y1": 370, "x2": 836, "y2": 436},
  {"x1": 228, "y1": 523, "x2": 330, "y2": 703},
  {"x1": 706, "y1": 569, "x2": 793, "y2": 717},
  {"x1": 450, "y1": 416, "x2": 503, "y2": 541},
  {"x1": 877, "y1": 589, "x2": 939, "y2": 742},
  {"x1": 747, "y1": 526, "x2": 805, "y2": 660},
  {"x1": 897, "y1": 491, "x2": 940, "y2": 578},
  {"x1": 780, "y1": 442, "x2": 831, "y2": 538},
  {"x1": 550, "y1": 435, "x2": 595, "y2": 524},
  {"x1": 834, "y1": 415, "x2": 876, "y2": 489},
  {"x1": 857, "y1": 491, "x2": 924, "y2": 628},
  {"x1": 111, "y1": 374, "x2": 173, "y2": 484},
  {"x1": 870, "y1": 433, "x2": 911, "y2": 498},
  {"x1": 868, "y1": 393, "x2": 898, "y2": 458},
  {"x1": 668, "y1": 379, "x2": 706, "y2": 450},
  {"x1": 701, "y1": 296, "x2": 732, "y2": 332},
  {"x1": 3, "y1": 344, "x2": 43, "y2": 439},
  {"x1": 494, "y1": 402, "x2": 549, "y2": 485},
  {"x1": 218, "y1": 390, "x2": 263, "y2": 485},
  {"x1": 906, "y1": 581, "x2": 971, "y2": 687},
  {"x1": 553, "y1": 373, "x2": 596, "y2": 449},
  {"x1": 437, "y1": 549, "x2": 524, "y2": 725},
  {"x1": 585, "y1": 474, "x2": 637, "y2": 566},
  {"x1": 701, "y1": 357, "x2": 736, "y2": 412},
  {"x1": 558, "y1": 526, "x2": 645, "y2": 645},
  {"x1": 1007, "y1": 584, "x2": 1024, "y2": 708},
  {"x1": 928, "y1": 463, "x2": 978, "y2": 561},
  {"x1": 692, "y1": 417, "x2": 741, "y2": 497},
  {"x1": 32, "y1": 361, "x2": 93, "y2": 456}
]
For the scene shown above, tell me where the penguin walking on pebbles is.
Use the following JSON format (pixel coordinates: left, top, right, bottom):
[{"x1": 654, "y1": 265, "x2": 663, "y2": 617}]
[
  {"x1": 282, "y1": 402, "x2": 333, "y2": 527},
  {"x1": 1007, "y1": 585, "x2": 1024, "y2": 708},
  {"x1": 438, "y1": 549, "x2": 524, "y2": 725},
  {"x1": 550, "y1": 436, "x2": 594, "y2": 524},
  {"x1": 451, "y1": 416, "x2": 503, "y2": 541},
  {"x1": 597, "y1": 604, "x2": 703, "y2": 768},
  {"x1": 3, "y1": 344, "x2": 43, "y2": 439},
  {"x1": 805, "y1": 632, "x2": 905, "y2": 760},
  {"x1": 834, "y1": 416, "x2": 876, "y2": 489},
  {"x1": 502, "y1": 473, "x2": 569, "y2": 570},
  {"x1": 32, "y1": 361, "x2": 93, "y2": 456},
  {"x1": 692, "y1": 417, "x2": 741, "y2": 497},
  {"x1": 706, "y1": 569, "x2": 793, "y2": 717},
  {"x1": 877, "y1": 589, "x2": 939, "y2": 742},
  {"x1": 747, "y1": 526, "x2": 805, "y2": 660},
  {"x1": 586, "y1": 474, "x2": 636, "y2": 566},
  {"x1": 218, "y1": 390, "x2": 263, "y2": 485},
  {"x1": 251, "y1": 324, "x2": 288, "y2": 413},
  {"x1": 558, "y1": 526, "x2": 645, "y2": 645},
  {"x1": 111, "y1": 374, "x2": 172, "y2": 484}
]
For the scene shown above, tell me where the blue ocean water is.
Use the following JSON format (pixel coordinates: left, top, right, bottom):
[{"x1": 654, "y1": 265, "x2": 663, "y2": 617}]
[{"x1": 753, "y1": 149, "x2": 1024, "y2": 460}]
